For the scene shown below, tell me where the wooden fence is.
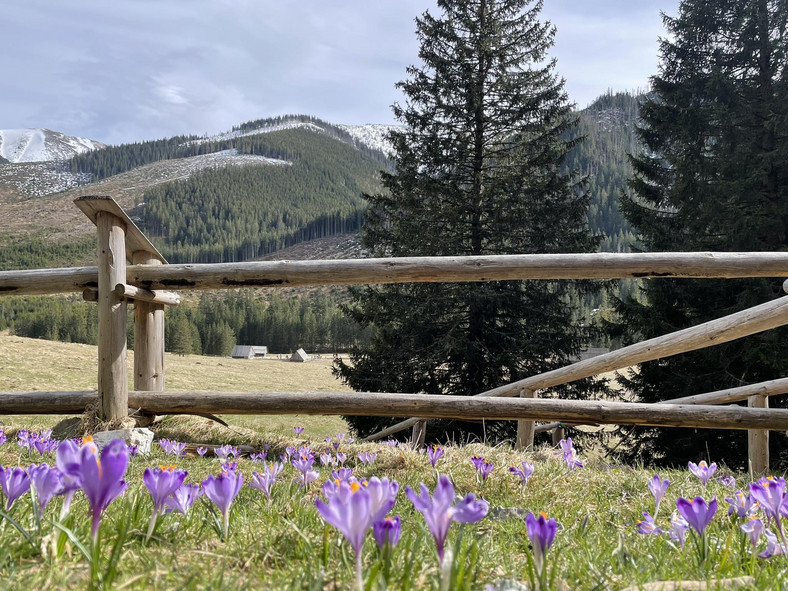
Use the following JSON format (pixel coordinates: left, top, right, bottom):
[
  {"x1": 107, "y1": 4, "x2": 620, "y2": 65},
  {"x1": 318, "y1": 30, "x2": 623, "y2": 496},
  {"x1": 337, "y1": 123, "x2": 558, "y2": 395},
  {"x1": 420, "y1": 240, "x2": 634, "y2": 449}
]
[{"x1": 1, "y1": 196, "x2": 787, "y2": 472}]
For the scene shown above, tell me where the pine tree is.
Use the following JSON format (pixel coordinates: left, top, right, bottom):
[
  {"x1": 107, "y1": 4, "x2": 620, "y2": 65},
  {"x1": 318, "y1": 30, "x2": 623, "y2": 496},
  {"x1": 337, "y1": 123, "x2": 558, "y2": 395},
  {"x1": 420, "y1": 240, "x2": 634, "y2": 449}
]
[
  {"x1": 616, "y1": 0, "x2": 788, "y2": 468},
  {"x1": 335, "y1": 0, "x2": 601, "y2": 441}
]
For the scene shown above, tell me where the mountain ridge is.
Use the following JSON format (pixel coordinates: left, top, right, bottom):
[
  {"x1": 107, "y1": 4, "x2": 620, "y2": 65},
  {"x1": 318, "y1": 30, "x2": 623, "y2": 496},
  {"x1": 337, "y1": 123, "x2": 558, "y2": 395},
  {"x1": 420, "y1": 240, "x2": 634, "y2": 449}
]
[{"x1": 0, "y1": 128, "x2": 105, "y2": 163}]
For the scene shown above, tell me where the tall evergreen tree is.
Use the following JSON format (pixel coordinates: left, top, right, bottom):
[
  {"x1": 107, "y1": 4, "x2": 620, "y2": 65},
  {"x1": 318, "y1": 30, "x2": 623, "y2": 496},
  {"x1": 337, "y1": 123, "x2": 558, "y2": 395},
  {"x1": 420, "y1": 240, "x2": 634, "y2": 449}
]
[
  {"x1": 616, "y1": 0, "x2": 788, "y2": 468},
  {"x1": 335, "y1": 0, "x2": 601, "y2": 441}
]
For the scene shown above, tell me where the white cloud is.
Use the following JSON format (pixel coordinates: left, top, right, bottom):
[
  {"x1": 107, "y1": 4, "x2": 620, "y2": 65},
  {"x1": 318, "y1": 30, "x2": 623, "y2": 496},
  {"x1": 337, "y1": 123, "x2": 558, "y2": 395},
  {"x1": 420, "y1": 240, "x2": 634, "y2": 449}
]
[{"x1": 0, "y1": 0, "x2": 676, "y2": 143}]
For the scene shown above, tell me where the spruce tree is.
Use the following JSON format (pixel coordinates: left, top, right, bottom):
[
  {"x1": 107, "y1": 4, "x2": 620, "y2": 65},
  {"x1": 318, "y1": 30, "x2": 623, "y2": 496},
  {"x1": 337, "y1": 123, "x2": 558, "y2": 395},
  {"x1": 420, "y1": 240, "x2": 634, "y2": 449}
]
[
  {"x1": 335, "y1": 0, "x2": 601, "y2": 441},
  {"x1": 616, "y1": 0, "x2": 788, "y2": 468}
]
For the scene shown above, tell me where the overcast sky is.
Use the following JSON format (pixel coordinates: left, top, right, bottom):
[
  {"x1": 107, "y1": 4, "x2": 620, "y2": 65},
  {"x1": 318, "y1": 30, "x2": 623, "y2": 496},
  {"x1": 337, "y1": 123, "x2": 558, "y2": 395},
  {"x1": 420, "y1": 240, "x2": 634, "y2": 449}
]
[{"x1": 1, "y1": 1, "x2": 679, "y2": 146}]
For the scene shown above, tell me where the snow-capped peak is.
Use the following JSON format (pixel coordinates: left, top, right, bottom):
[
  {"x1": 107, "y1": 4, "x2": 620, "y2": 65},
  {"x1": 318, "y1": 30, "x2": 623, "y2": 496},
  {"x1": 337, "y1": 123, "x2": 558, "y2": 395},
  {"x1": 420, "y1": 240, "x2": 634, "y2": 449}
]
[{"x1": 0, "y1": 128, "x2": 105, "y2": 163}]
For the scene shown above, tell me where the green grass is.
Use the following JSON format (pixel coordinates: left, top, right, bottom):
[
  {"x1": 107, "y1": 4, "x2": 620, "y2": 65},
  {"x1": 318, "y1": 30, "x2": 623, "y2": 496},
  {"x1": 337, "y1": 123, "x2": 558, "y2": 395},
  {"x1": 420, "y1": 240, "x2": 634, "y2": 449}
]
[
  {"x1": 0, "y1": 438, "x2": 786, "y2": 590},
  {"x1": 1, "y1": 336, "x2": 787, "y2": 589}
]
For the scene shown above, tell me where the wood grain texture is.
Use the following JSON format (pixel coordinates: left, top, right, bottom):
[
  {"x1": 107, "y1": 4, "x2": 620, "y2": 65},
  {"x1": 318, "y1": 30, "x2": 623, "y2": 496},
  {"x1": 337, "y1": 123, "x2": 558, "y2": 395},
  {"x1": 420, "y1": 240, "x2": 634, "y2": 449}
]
[
  {"x1": 74, "y1": 196, "x2": 166, "y2": 263},
  {"x1": 96, "y1": 211, "x2": 128, "y2": 421},
  {"x1": 515, "y1": 389, "x2": 535, "y2": 451},
  {"x1": 4, "y1": 252, "x2": 788, "y2": 295},
  {"x1": 748, "y1": 394, "x2": 769, "y2": 473},
  {"x1": 533, "y1": 377, "x2": 788, "y2": 434}
]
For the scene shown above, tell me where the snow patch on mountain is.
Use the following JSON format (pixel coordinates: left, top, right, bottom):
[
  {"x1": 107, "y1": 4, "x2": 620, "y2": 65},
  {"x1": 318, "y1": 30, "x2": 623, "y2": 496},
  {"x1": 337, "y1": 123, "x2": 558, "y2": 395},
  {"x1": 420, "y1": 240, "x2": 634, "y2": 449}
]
[
  {"x1": 182, "y1": 120, "x2": 326, "y2": 148},
  {"x1": 0, "y1": 129, "x2": 104, "y2": 163},
  {"x1": 337, "y1": 124, "x2": 398, "y2": 156},
  {"x1": 0, "y1": 162, "x2": 92, "y2": 197}
]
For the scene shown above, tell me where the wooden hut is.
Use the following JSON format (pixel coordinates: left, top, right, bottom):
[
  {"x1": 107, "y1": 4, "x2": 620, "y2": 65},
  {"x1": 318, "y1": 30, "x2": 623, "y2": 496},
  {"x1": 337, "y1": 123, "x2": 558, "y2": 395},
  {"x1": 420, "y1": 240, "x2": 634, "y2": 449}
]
[{"x1": 231, "y1": 345, "x2": 268, "y2": 359}]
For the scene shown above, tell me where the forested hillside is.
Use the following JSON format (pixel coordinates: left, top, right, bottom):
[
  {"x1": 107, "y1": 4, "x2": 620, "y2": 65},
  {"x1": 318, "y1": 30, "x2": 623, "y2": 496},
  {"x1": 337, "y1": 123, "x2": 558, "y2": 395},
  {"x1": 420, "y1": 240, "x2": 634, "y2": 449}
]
[
  {"x1": 569, "y1": 91, "x2": 640, "y2": 254},
  {"x1": 136, "y1": 127, "x2": 384, "y2": 263}
]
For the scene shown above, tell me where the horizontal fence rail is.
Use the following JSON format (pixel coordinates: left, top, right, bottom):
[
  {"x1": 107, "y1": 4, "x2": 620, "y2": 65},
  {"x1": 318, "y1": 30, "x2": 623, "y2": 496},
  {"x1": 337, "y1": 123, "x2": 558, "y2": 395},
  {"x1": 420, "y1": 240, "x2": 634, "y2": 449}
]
[
  {"x1": 2, "y1": 390, "x2": 788, "y2": 431},
  {"x1": 364, "y1": 295, "x2": 788, "y2": 440},
  {"x1": 4, "y1": 252, "x2": 788, "y2": 295},
  {"x1": 533, "y1": 377, "x2": 788, "y2": 434}
]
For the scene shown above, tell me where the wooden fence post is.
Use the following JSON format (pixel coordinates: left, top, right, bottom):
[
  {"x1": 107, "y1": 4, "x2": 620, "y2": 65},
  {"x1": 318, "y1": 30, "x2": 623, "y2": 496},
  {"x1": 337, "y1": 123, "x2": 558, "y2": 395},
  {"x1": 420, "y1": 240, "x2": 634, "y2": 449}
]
[
  {"x1": 748, "y1": 394, "x2": 769, "y2": 474},
  {"x1": 411, "y1": 420, "x2": 427, "y2": 448},
  {"x1": 96, "y1": 211, "x2": 128, "y2": 422},
  {"x1": 132, "y1": 253, "x2": 165, "y2": 425},
  {"x1": 515, "y1": 388, "x2": 535, "y2": 451}
]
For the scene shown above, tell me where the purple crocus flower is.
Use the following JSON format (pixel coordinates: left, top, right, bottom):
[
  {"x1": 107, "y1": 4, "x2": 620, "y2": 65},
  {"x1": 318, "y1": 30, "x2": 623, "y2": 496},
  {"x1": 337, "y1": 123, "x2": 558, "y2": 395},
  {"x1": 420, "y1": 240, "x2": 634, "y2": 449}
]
[
  {"x1": 405, "y1": 475, "x2": 489, "y2": 565},
  {"x1": 741, "y1": 517, "x2": 764, "y2": 550},
  {"x1": 197, "y1": 447, "x2": 208, "y2": 457},
  {"x1": 221, "y1": 461, "x2": 238, "y2": 473},
  {"x1": 165, "y1": 483, "x2": 202, "y2": 515},
  {"x1": 336, "y1": 452, "x2": 347, "y2": 465},
  {"x1": 319, "y1": 452, "x2": 335, "y2": 467},
  {"x1": 357, "y1": 452, "x2": 377, "y2": 465},
  {"x1": 749, "y1": 477, "x2": 786, "y2": 522},
  {"x1": 636, "y1": 512, "x2": 663, "y2": 535},
  {"x1": 428, "y1": 445, "x2": 444, "y2": 468},
  {"x1": 470, "y1": 456, "x2": 485, "y2": 470},
  {"x1": 373, "y1": 515, "x2": 401, "y2": 549},
  {"x1": 316, "y1": 479, "x2": 376, "y2": 590},
  {"x1": 668, "y1": 512, "x2": 689, "y2": 548},
  {"x1": 76, "y1": 439, "x2": 129, "y2": 542},
  {"x1": 157, "y1": 439, "x2": 173, "y2": 454},
  {"x1": 32, "y1": 438, "x2": 59, "y2": 456},
  {"x1": 365, "y1": 477, "x2": 398, "y2": 523},
  {"x1": 760, "y1": 530, "x2": 787, "y2": 558},
  {"x1": 676, "y1": 496, "x2": 717, "y2": 535},
  {"x1": 202, "y1": 470, "x2": 244, "y2": 539},
  {"x1": 0, "y1": 466, "x2": 31, "y2": 510},
  {"x1": 0, "y1": 430, "x2": 6, "y2": 446},
  {"x1": 558, "y1": 438, "x2": 583, "y2": 469},
  {"x1": 55, "y1": 439, "x2": 83, "y2": 517},
  {"x1": 717, "y1": 474, "x2": 736, "y2": 489},
  {"x1": 127, "y1": 444, "x2": 140, "y2": 457},
  {"x1": 293, "y1": 426, "x2": 304, "y2": 436},
  {"x1": 687, "y1": 461, "x2": 717, "y2": 485},
  {"x1": 525, "y1": 512, "x2": 558, "y2": 576},
  {"x1": 725, "y1": 491, "x2": 757, "y2": 519},
  {"x1": 169, "y1": 441, "x2": 187, "y2": 457},
  {"x1": 28, "y1": 463, "x2": 64, "y2": 516},
  {"x1": 143, "y1": 465, "x2": 188, "y2": 540},
  {"x1": 648, "y1": 474, "x2": 669, "y2": 518},
  {"x1": 214, "y1": 444, "x2": 239, "y2": 460},
  {"x1": 250, "y1": 451, "x2": 267, "y2": 463},
  {"x1": 249, "y1": 462, "x2": 283, "y2": 503},
  {"x1": 478, "y1": 460, "x2": 494, "y2": 483},
  {"x1": 292, "y1": 453, "x2": 318, "y2": 489},
  {"x1": 16, "y1": 430, "x2": 30, "y2": 449},
  {"x1": 749, "y1": 476, "x2": 787, "y2": 547},
  {"x1": 332, "y1": 467, "x2": 353, "y2": 482},
  {"x1": 509, "y1": 461, "x2": 535, "y2": 487}
]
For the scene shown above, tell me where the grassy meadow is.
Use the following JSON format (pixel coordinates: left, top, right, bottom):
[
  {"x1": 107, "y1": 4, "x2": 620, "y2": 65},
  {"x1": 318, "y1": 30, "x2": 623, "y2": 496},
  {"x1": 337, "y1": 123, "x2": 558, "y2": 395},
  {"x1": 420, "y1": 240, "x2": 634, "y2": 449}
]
[{"x1": 0, "y1": 334, "x2": 786, "y2": 590}]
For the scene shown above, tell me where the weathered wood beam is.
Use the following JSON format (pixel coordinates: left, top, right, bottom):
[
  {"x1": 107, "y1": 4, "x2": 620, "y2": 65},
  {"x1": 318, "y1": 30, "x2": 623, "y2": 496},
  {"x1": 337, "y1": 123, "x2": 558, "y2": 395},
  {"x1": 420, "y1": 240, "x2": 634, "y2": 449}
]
[
  {"x1": 82, "y1": 285, "x2": 180, "y2": 306},
  {"x1": 533, "y1": 377, "x2": 788, "y2": 434},
  {"x1": 0, "y1": 391, "x2": 97, "y2": 414},
  {"x1": 4, "y1": 252, "x2": 788, "y2": 296},
  {"x1": 131, "y1": 253, "x2": 166, "y2": 428},
  {"x1": 515, "y1": 388, "x2": 535, "y2": 451},
  {"x1": 74, "y1": 196, "x2": 166, "y2": 264},
  {"x1": 2, "y1": 390, "x2": 787, "y2": 433},
  {"x1": 748, "y1": 395, "x2": 769, "y2": 474},
  {"x1": 114, "y1": 391, "x2": 788, "y2": 431},
  {"x1": 115, "y1": 283, "x2": 180, "y2": 306},
  {"x1": 364, "y1": 295, "x2": 788, "y2": 440},
  {"x1": 96, "y1": 211, "x2": 128, "y2": 422}
]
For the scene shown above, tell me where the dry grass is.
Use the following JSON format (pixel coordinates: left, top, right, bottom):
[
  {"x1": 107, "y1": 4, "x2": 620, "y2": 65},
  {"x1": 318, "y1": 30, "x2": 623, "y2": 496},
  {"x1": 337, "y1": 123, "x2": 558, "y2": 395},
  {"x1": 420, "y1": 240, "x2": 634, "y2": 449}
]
[{"x1": 0, "y1": 333, "x2": 350, "y2": 438}]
